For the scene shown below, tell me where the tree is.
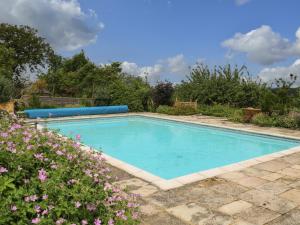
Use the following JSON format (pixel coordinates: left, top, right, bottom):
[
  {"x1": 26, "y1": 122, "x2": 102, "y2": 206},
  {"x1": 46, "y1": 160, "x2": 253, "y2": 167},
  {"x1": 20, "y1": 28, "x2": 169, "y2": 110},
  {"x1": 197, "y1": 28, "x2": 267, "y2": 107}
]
[
  {"x1": 0, "y1": 45, "x2": 15, "y2": 79},
  {"x1": 273, "y1": 74, "x2": 297, "y2": 114},
  {"x1": 0, "y1": 23, "x2": 54, "y2": 95},
  {"x1": 39, "y1": 53, "x2": 152, "y2": 111},
  {"x1": 0, "y1": 45, "x2": 15, "y2": 102},
  {"x1": 152, "y1": 81, "x2": 174, "y2": 108},
  {"x1": 41, "y1": 51, "x2": 91, "y2": 96},
  {"x1": 0, "y1": 76, "x2": 13, "y2": 103},
  {"x1": 174, "y1": 64, "x2": 265, "y2": 107}
]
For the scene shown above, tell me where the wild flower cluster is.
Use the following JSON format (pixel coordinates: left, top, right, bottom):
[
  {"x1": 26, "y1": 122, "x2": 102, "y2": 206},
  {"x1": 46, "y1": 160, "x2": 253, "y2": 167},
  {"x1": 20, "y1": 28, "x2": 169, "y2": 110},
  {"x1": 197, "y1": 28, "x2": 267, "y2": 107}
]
[{"x1": 0, "y1": 113, "x2": 139, "y2": 225}]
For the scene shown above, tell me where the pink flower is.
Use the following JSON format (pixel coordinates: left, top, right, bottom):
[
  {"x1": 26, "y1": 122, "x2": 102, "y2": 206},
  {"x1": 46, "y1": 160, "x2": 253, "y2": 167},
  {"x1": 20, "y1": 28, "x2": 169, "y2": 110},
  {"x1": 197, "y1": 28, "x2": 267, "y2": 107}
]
[
  {"x1": 25, "y1": 195, "x2": 38, "y2": 202},
  {"x1": 34, "y1": 153, "x2": 44, "y2": 161},
  {"x1": 81, "y1": 220, "x2": 88, "y2": 225},
  {"x1": 0, "y1": 166, "x2": 8, "y2": 174},
  {"x1": 104, "y1": 182, "x2": 112, "y2": 191},
  {"x1": 52, "y1": 144, "x2": 59, "y2": 149},
  {"x1": 75, "y1": 201, "x2": 81, "y2": 208},
  {"x1": 86, "y1": 203, "x2": 96, "y2": 212},
  {"x1": 34, "y1": 205, "x2": 41, "y2": 213},
  {"x1": 50, "y1": 163, "x2": 58, "y2": 169},
  {"x1": 67, "y1": 179, "x2": 77, "y2": 185},
  {"x1": 73, "y1": 142, "x2": 81, "y2": 148},
  {"x1": 23, "y1": 137, "x2": 31, "y2": 143},
  {"x1": 0, "y1": 132, "x2": 8, "y2": 138},
  {"x1": 75, "y1": 134, "x2": 81, "y2": 141},
  {"x1": 116, "y1": 210, "x2": 127, "y2": 220},
  {"x1": 42, "y1": 194, "x2": 48, "y2": 200},
  {"x1": 30, "y1": 195, "x2": 38, "y2": 201},
  {"x1": 27, "y1": 145, "x2": 34, "y2": 150},
  {"x1": 127, "y1": 202, "x2": 139, "y2": 208},
  {"x1": 56, "y1": 150, "x2": 64, "y2": 156},
  {"x1": 11, "y1": 205, "x2": 17, "y2": 211},
  {"x1": 94, "y1": 218, "x2": 101, "y2": 225},
  {"x1": 67, "y1": 154, "x2": 74, "y2": 161},
  {"x1": 7, "y1": 142, "x2": 16, "y2": 153},
  {"x1": 11, "y1": 123, "x2": 22, "y2": 130},
  {"x1": 108, "y1": 219, "x2": 114, "y2": 225},
  {"x1": 56, "y1": 218, "x2": 66, "y2": 225},
  {"x1": 38, "y1": 169, "x2": 47, "y2": 182},
  {"x1": 31, "y1": 218, "x2": 40, "y2": 224},
  {"x1": 132, "y1": 212, "x2": 139, "y2": 219},
  {"x1": 42, "y1": 209, "x2": 48, "y2": 215}
]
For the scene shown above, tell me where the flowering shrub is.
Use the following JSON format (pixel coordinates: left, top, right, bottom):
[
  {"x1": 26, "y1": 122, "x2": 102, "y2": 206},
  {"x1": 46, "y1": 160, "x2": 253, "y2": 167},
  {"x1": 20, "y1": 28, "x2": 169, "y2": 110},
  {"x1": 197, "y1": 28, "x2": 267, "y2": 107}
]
[{"x1": 0, "y1": 113, "x2": 139, "y2": 224}]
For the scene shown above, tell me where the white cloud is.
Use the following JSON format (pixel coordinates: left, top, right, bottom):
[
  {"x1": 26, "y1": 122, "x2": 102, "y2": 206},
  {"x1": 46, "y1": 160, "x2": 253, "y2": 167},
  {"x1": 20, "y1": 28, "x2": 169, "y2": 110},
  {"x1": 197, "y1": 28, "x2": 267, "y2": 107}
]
[
  {"x1": 222, "y1": 25, "x2": 300, "y2": 65},
  {"x1": 235, "y1": 0, "x2": 251, "y2": 6},
  {"x1": 0, "y1": 0, "x2": 103, "y2": 51},
  {"x1": 121, "y1": 54, "x2": 192, "y2": 83},
  {"x1": 121, "y1": 61, "x2": 164, "y2": 81},
  {"x1": 166, "y1": 54, "x2": 188, "y2": 74},
  {"x1": 258, "y1": 59, "x2": 300, "y2": 86}
]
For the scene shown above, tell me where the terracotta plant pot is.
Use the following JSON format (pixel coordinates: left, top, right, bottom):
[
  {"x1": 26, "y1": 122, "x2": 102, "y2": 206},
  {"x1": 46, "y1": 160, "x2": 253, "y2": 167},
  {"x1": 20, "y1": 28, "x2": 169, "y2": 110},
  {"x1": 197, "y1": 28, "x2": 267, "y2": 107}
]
[
  {"x1": 0, "y1": 101, "x2": 15, "y2": 113},
  {"x1": 242, "y1": 107, "x2": 261, "y2": 122}
]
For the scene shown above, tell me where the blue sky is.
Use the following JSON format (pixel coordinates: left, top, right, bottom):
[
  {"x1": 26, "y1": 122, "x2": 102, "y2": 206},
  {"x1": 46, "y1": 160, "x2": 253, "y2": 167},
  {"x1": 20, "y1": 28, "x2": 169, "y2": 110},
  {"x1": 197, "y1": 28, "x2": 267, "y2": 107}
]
[
  {"x1": 1, "y1": 0, "x2": 300, "y2": 84},
  {"x1": 80, "y1": 0, "x2": 299, "y2": 65}
]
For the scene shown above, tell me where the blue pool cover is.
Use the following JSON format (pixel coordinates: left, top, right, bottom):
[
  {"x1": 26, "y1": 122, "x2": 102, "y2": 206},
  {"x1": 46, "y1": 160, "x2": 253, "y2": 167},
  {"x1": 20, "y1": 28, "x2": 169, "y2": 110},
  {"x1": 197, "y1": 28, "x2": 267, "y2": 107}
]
[{"x1": 24, "y1": 105, "x2": 129, "y2": 119}]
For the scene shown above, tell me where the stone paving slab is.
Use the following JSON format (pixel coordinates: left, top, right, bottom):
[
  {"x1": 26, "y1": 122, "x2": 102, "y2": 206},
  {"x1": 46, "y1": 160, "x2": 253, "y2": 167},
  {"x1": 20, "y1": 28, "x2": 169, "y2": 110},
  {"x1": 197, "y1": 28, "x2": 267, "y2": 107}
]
[
  {"x1": 217, "y1": 200, "x2": 252, "y2": 215},
  {"x1": 279, "y1": 167, "x2": 300, "y2": 178},
  {"x1": 256, "y1": 180, "x2": 291, "y2": 195},
  {"x1": 280, "y1": 189, "x2": 300, "y2": 205},
  {"x1": 232, "y1": 176, "x2": 269, "y2": 188},
  {"x1": 253, "y1": 160, "x2": 291, "y2": 172},
  {"x1": 236, "y1": 206, "x2": 281, "y2": 225},
  {"x1": 265, "y1": 208, "x2": 300, "y2": 225},
  {"x1": 239, "y1": 189, "x2": 297, "y2": 214},
  {"x1": 141, "y1": 212, "x2": 188, "y2": 225}
]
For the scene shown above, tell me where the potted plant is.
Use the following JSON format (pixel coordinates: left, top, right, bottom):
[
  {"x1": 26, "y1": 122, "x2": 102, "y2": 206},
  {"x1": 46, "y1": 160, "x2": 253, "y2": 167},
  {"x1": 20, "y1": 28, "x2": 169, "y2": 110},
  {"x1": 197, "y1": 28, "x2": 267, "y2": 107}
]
[{"x1": 0, "y1": 76, "x2": 14, "y2": 113}]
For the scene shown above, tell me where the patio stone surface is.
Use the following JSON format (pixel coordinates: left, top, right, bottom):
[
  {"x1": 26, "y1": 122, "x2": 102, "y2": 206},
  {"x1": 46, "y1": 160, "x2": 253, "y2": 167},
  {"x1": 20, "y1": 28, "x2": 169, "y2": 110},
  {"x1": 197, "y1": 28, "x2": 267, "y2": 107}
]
[
  {"x1": 279, "y1": 167, "x2": 300, "y2": 178},
  {"x1": 236, "y1": 206, "x2": 281, "y2": 225},
  {"x1": 261, "y1": 172, "x2": 284, "y2": 181},
  {"x1": 88, "y1": 113, "x2": 300, "y2": 224},
  {"x1": 253, "y1": 160, "x2": 290, "y2": 172},
  {"x1": 290, "y1": 180, "x2": 300, "y2": 189},
  {"x1": 217, "y1": 200, "x2": 252, "y2": 215},
  {"x1": 139, "y1": 203, "x2": 162, "y2": 216},
  {"x1": 232, "y1": 176, "x2": 268, "y2": 188},
  {"x1": 141, "y1": 212, "x2": 189, "y2": 225},
  {"x1": 113, "y1": 178, "x2": 148, "y2": 190},
  {"x1": 280, "y1": 189, "x2": 300, "y2": 205},
  {"x1": 256, "y1": 180, "x2": 291, "y2": 195},
  {"x1": 265, "y1": 208, "x2": 300, "y2": 225},
  {"x1": 239, "y1": 189, "x2": 297, "y2": 214},
  {"x1": 130, "y1": 184, "x2": 158, "y2": 197}
]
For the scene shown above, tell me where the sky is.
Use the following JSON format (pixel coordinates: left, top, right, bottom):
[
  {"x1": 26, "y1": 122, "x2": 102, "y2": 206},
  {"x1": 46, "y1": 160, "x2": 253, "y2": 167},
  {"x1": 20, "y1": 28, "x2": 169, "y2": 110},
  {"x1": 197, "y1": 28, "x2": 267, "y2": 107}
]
[{"x1": 1, "y1": 0, "x2": 300, "y2": 84}]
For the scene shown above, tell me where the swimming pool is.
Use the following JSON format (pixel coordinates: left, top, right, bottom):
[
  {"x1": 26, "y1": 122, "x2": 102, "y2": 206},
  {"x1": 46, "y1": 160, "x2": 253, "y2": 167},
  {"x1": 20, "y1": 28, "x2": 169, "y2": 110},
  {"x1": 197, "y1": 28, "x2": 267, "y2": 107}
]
[{"x1": 44, "y1": 116, "x2": 300, "y2": 180}]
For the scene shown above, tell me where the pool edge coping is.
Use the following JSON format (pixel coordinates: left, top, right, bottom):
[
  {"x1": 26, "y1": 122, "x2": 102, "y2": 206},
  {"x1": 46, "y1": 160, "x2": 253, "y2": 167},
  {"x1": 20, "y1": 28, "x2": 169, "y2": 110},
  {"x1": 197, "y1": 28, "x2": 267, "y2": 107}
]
[{"x1": 35, "y1": 113, "x2": 300, "y2": 191}]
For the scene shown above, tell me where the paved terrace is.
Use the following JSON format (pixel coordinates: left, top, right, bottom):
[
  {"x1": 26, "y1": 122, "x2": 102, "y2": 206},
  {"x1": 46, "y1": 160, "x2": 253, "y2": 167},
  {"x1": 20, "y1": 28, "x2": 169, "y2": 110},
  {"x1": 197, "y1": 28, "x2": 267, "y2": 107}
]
[{"x1": 108, "y1": 113, "x2": 300, "y2": 225}]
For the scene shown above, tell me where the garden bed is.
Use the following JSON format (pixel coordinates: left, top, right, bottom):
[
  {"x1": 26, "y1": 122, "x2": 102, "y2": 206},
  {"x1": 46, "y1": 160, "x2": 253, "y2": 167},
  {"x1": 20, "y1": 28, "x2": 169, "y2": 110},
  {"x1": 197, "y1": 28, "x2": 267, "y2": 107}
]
[{"x1": 0, "y1": 112, "x2": 139, "y2": 224}]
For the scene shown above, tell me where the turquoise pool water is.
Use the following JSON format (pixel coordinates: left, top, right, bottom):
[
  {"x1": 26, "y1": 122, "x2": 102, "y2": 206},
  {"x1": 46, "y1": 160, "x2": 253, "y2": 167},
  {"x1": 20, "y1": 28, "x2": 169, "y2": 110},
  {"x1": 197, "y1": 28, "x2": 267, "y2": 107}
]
[{"x1": 45, "y1": 116, "x2": 299, "y2": 179}]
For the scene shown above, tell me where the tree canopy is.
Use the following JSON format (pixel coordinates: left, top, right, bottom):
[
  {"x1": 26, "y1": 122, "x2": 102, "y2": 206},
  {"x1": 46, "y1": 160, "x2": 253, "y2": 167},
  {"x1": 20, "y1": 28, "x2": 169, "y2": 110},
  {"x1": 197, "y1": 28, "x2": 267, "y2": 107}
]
[
  {"x1": 0, "y1": 23, "x2": 54, "y2": 95},
  {"x1": 39, "y1": 52, "x2": 151, "y2": 111}
]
